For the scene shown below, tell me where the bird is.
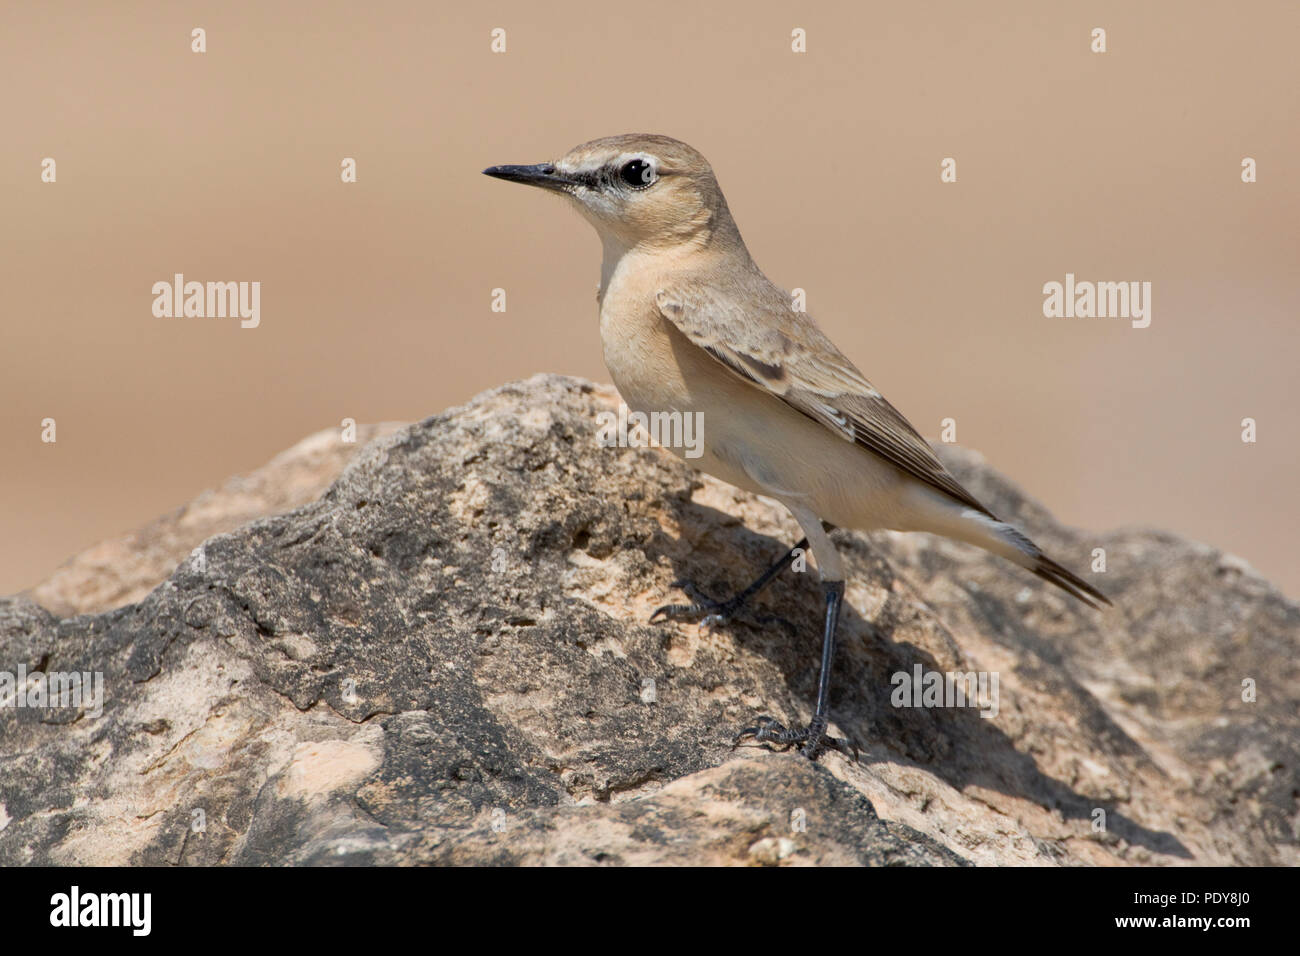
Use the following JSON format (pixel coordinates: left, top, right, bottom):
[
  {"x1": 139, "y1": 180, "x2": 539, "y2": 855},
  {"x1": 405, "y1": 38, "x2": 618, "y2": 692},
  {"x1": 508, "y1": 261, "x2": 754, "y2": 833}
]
[{"x1": 484, "y1": 134, "x2": 1110, "y2": 760}]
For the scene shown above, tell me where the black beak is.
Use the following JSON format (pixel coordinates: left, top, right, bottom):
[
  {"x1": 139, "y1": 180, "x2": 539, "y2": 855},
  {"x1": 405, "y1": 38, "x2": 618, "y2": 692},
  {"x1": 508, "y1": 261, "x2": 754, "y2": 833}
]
[{"x1": 482, "y1": 163, "x2": 576, "y2": 193}]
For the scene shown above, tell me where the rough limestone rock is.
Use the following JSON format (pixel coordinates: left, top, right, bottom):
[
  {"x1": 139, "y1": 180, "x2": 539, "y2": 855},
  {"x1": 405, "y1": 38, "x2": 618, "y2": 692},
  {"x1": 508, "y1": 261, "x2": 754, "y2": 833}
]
[
  {"x1": 27, "y1": 422, "x2": 405, "y2": 619},
  {"x1": 0, "y1": 375, "x2": 1295, "y2": 866}
]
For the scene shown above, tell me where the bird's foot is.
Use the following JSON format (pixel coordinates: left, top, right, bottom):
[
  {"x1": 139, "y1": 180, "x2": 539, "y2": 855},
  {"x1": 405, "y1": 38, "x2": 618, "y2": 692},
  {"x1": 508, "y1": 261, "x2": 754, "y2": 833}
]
[
  {"x1": 650, "y1": 578, "x2": 746, "y2": 630},
  {"x1": 733, "y1": 715, "x2": 859, "y2": 762}
]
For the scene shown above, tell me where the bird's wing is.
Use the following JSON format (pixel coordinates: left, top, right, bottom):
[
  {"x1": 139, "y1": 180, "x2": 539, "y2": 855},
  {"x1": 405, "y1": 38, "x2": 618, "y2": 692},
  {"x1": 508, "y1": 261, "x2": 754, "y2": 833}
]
[{"x1": 655, "y1": 280, "x2": 994, "y2": 517}]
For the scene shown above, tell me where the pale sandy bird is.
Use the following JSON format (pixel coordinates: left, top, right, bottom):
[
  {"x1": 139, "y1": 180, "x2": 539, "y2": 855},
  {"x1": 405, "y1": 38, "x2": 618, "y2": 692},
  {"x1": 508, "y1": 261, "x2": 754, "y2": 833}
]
[{"x1": 485, "y1": 134, "x2": 1109, "y2": 759}]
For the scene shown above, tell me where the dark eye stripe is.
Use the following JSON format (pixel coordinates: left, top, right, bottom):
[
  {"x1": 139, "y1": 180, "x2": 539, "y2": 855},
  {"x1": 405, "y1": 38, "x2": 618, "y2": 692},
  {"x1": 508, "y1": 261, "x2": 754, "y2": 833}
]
[{"x1": 572, "y1": 162, "x2": 662, "y2": 190}]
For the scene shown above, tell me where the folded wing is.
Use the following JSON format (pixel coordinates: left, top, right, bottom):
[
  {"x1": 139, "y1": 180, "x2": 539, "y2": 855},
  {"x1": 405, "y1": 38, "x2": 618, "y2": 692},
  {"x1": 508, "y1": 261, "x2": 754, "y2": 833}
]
[{"x1": 654, "y1": 280, "x2": 994, "y2": 518}]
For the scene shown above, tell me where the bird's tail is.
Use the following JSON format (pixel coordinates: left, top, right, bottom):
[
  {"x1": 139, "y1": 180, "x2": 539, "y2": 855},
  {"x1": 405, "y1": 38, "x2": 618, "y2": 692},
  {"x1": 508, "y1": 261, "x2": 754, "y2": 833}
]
[
  {"x1": 975, "y1": 514, "x2": 1111, "y2": 609},
  {"x1": 1022, "y1": 545, "x2": 1112, "y2": 609},
  {"x1": 903, "y1": 489, "x2": 1112, "y2": 609}
]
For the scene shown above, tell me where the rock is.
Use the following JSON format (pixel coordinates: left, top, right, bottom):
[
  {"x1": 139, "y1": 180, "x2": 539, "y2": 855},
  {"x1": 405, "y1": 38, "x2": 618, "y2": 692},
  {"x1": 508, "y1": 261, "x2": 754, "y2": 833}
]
[
  {"x1": 25, "y1": 422, "x2": 406, "y2": 619},
  {"x1": 0, "y1": 374, "x2": 1295, "y2": 866}
]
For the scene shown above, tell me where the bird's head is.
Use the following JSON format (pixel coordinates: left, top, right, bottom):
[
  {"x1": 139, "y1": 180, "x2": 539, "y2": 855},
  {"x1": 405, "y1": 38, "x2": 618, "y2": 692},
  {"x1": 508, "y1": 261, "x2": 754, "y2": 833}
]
[{"x1": 484, "y1": 134, "x2": 740, "y2": 252}]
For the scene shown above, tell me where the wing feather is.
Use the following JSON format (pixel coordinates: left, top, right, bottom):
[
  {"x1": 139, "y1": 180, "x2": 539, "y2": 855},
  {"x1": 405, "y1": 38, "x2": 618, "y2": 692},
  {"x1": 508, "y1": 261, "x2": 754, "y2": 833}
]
[{"x1": 655, "y1": 281, "x2": 994, "y2": 517}]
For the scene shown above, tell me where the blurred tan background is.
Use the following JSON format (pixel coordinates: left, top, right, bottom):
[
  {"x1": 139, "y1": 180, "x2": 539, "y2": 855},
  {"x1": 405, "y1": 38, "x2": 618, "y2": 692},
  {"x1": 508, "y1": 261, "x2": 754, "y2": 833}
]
[{"x1": 2, "y1": 0, "x2": 1297, "y2": 598}]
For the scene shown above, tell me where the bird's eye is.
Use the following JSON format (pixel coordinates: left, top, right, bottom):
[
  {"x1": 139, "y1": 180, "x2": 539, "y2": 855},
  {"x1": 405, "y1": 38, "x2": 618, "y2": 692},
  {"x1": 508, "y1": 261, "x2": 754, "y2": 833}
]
[{"x1": 619, "y1": 159, "x2": 655, "y2": 188}]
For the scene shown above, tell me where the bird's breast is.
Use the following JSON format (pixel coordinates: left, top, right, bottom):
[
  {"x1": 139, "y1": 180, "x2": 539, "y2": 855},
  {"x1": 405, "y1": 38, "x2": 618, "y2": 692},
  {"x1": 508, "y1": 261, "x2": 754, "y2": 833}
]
[
  {"x1": 598, "y1": 290, "x2": 685, "y2": 416},
  {"x1": 595, "y1": 254, "x2": 673, "y2": 396}
]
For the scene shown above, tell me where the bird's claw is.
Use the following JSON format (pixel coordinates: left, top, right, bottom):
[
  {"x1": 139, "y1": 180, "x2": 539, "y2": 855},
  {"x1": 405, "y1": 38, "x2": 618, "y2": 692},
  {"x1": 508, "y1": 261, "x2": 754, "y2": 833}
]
[
  {"x1": 733, "y1": 715, "x2": 859, "y2": 762},
  {"x1": 650, "y1": 578, "x2": 742, "y2": 628}
]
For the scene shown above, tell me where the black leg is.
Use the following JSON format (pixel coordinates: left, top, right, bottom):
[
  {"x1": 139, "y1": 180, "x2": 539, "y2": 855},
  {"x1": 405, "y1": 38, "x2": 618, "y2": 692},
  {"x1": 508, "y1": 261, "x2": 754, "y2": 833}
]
[
  {"x1": 650, "y1": 537, "x2": 809, "y2": 626},
  {"x1": 734, "y1": 580, "x2": 858, "y2": 761},
  {"x1": 804, "y1": 579, "x2": 844, "y2": 757}
]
